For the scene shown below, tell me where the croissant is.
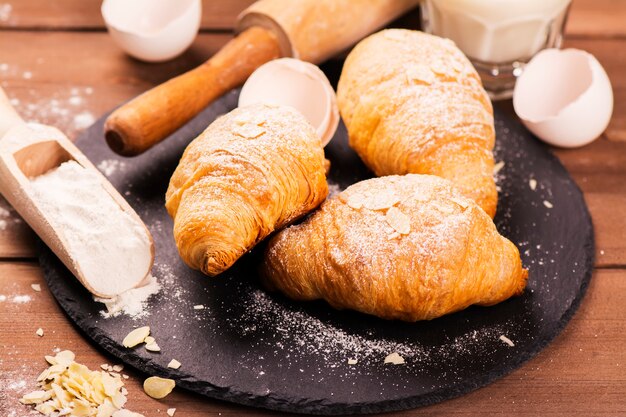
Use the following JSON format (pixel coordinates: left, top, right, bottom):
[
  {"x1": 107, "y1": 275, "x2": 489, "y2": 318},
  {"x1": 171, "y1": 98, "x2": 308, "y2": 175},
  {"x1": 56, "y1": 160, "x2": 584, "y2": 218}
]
[
  {"x1": 166, "y1": 104, "x2": 328, "y2": 276},
  {"x1": 262, "y1": 175, "x2": 527, "y2": 321},
  {"x1": 337, "y1": 29, "x2": 498, "y2": 217}
]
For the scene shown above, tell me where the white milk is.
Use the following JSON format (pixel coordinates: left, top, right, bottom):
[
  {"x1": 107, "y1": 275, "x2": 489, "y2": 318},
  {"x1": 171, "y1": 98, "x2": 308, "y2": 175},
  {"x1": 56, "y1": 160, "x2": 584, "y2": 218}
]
[{"x1": 424, "y1": 0, "x2": 571, "y2": 63}]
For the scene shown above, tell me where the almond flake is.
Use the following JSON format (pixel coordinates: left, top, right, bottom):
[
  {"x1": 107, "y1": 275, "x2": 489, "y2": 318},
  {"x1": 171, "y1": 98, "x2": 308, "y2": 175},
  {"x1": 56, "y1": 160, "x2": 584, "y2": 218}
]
[
  {"x1": 233, "y1": 124, "x2": 265, "y2": 139},
  {"x1": 346, "y1": 194, "x2": 364, "y2": 210},
  {"x1": 385, "y1": 207, "x2": 411, "y2": 235},
  {"x1": 384, "y1": 352, "x2": 405, "y2": 365},
  {"x1": 405, "y1": 65, "x2": 436, "y2": 85},
  {"x1": 450, "y1": 197, "x2": 469, "y2": 209},
  {"x1": 363, "y1": 192, "x2": 400, "y2": 211},
  {"x1": 100, "y1": 364, "x2": 109, "y2": 370},
  {"x1": 167, "y1": 359, "x2": 181, "y2": 370},
  {"x1": 383, "y1": 30, "x2": 407, "y2": 41},
  {"x1": 31, "y1": 283, "x2": 42, "y2": 292},
  {"x1": 529, "y1": 178, "x2": 537, "y2": 191},
  {"x1": 167, "y1": 408, "x2": 177, "y2": 416},
  {"x1": 36, "y1": 328, "x2": 44, "y2": 337},
  {"x1": 499, "y1": 335, "x2": 515, "y2": 347},
  {"x1": 55, "y1": 351, "x2": 75, "y2": 367},
  {"x1": 543, "y1": 200, "x2": 553, "y2": 209},
  {"x1": 122, "y1": 326, "x2": 150, "y2": 348},
  {"x1": 96, "y1": 401, "x2": 117, "y2": 417},
  {"x1": 111, "y1": 391, "x2": 127, "y2": 409},
  {"x1": 145, "y1": 342, "x2": 160, "y2": 352},
  {"x1": 347, "y1": 358, "x2": 358, "y2": 365},
  {"x1": 493, "y1": 161, "x2": 505, "y2": 174},
  {"x1": 144, "y1": 336, "x2": 155, "y2": 345},
  {"x1": 112, "y1": 364, "x2": 124, "y2": 372},
  {"x1": 143, "y1": 376, "x2": 175, "y2": 399},
  {"x1": 193, "y1": 304, "x2": 204, "y2": 310},
  {"x1": 20, "y1": 390, "x2": 52, "y2": 404}
]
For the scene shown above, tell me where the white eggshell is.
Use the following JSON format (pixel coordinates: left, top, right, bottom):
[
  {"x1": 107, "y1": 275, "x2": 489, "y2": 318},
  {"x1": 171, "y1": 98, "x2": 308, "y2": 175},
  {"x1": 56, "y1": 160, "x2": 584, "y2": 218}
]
[
  {"x1": 101, "y1": 0, "x2": 201, "y2": 63},
  {"x1": 513, "y1": 48, "x2": 613, "y2": 148},
  {"x1": 239, "y1": 58, "x2": 340, "y2": 147}
]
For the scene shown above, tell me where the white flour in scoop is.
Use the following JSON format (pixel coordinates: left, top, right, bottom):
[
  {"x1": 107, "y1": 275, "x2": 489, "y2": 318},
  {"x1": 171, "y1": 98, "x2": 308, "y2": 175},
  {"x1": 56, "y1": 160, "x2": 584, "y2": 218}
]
[{"x1": 30, "y1": 160, "x2": 153, "y2": 298}]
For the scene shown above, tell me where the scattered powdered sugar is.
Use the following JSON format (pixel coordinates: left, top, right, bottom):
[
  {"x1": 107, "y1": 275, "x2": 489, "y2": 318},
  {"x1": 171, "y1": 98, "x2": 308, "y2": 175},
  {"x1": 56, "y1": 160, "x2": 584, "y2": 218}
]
[
  {"x1": 1, "y1": 82, "x2": 96, "y2": 137},
  {"x1": 73, "y1": 111, "x2": 96, "y2": 130},
  {"x1": 8, "y1": 380, "x2": 27, "y2": 390},
  {"x1": 0, "y1": 196, "x2": 21, "y2": 230},
  {"x1": 94, "y1": 274, "x2": 161, "y2": 319},
  {"x1": 239, "y1": 289, "x2": 419, "y2": 362},
  {"x1": 0, "y1": 206, "x2": 11, "y2": 230},
  {"x1": 97, "y1": 159, "x2": 127, "y2": 177},
  {"x1": 0, "y1": 3, "x2": 12, "y2": 22},
  {"x1": 327, "y1": 180, "x2": 342, "y2": 197},
  {"x1": 11, "y1": 295, "x2": 31, "y2": 304}
]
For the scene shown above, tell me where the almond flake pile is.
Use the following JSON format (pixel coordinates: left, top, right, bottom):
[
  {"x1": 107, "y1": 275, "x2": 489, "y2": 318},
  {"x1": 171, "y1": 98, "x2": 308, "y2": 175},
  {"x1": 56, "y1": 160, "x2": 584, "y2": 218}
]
[{"x1": 20, "y1": 350, "x2": 144, "y2": 417}]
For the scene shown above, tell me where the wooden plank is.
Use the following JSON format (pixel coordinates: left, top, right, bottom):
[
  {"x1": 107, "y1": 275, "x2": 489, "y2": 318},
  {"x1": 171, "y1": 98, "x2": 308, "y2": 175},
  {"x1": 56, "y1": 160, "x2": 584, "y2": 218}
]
[
  {"x1": 567, "y1": 0, "x2": 626, "y2": 38},
  {"x1": 1, "y1": 263, "x2": 624, "y2": 416},
  {"x1": 0, "y1": 0, "x2": 255, "y2": 31},
  {"x1": 2, "y1": 0, "x2": 625, "y2": 38}
]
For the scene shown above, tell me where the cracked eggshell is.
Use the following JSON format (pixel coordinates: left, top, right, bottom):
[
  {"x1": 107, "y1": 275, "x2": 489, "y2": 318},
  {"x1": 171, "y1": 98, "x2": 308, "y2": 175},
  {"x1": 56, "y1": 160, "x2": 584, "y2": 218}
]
[
  {"x1": 513, "y1": 48, "x2": 613, "y2": 148},
  {"x1": 101, "y1": 0, "x2": 201, "y2": 63},
  {"x1": 239, "y1": 58, "x2": 339, "y2": 147}
]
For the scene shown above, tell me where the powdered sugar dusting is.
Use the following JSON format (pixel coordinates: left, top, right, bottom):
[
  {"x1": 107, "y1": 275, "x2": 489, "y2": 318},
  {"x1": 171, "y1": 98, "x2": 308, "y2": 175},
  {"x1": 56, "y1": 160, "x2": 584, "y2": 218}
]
[
  {"x1": 1, "y1": 81, "x2": 96, "y2": 137},
  {"x1": 327, "y1": 180, "x2": 342, "y2": 197},
  {"x1": 94, "y1": 274, "x2": 160, "y2": 319},
  {"x1": 0, "y1": 3, "x2": 12, "y2": 22},
  {"x1": 0, "y1": 196, "x2": 22, "y2": 230},
  {"x1": 97, "y1": 159, "x2": 127, "y2": 177}
]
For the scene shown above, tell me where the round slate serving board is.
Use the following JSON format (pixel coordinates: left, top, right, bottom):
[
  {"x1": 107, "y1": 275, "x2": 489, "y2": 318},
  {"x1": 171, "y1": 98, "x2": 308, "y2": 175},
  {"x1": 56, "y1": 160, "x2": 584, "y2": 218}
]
[{"x1": 41, "y1": 88, "x2": 594, "y2": 415}]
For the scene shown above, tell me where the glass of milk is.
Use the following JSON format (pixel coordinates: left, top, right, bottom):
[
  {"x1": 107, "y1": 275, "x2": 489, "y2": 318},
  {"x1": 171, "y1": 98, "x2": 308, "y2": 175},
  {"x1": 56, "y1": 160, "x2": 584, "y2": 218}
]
[{"x1": 421, "y1": 0, "x2": 572, "y2": 100}]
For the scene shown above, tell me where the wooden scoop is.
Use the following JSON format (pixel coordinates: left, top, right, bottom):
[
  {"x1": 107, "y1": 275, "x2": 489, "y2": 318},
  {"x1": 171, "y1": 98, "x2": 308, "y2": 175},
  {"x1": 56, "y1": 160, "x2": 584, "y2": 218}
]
[
  {"x1": 0, "y1": 87, "x2": 155, "y2": 298},
  {"x1": 104, "y1": 0, "x2": 420, "y2": 156}
]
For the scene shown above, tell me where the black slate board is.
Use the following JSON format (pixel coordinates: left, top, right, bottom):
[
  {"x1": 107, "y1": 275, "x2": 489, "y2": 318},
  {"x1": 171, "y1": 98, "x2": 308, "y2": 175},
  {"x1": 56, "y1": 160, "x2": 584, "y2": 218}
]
[{"x1": 40, "y1": 88, "x2": 594, "y2": 415}]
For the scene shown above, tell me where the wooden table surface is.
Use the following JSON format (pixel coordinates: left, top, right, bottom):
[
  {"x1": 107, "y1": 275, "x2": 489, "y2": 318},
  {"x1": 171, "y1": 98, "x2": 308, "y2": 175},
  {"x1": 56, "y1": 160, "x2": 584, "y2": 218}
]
[{"x1": 1, "y1": 1, "x2": 625, "y2": 416}]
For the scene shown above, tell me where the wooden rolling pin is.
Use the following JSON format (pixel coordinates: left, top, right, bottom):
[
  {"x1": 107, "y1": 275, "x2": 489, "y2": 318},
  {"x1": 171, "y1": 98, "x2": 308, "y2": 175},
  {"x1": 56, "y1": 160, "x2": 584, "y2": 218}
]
[{"x1": 104, "y1": 0, "x2": 421, "y2": 156}]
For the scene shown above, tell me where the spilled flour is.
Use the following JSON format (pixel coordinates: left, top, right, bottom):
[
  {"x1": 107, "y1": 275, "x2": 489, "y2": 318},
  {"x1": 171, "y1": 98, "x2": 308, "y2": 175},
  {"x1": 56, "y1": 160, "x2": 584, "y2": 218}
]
[{"x1": 94, "y1": 274, "x2": 161, "y2": 319}]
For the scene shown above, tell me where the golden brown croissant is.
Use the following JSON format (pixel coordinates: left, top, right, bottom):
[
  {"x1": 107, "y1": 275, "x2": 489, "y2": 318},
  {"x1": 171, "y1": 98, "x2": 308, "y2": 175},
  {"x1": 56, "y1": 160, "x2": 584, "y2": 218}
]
[
  {"x1": 262, "y1": 175, "x2": 527, "y2": 321},
  {"x1": 166, "y1": 104, "x2": 328, "y2": 276},
  {"x1": 337, "y1": 29, "x2": 498, "y2": 217}
]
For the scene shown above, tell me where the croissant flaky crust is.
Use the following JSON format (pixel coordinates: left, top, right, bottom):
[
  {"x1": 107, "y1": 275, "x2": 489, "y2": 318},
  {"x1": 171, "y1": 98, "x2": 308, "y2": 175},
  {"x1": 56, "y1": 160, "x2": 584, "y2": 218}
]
[
  {"x1": 262, "y1": 175, "x2": 527, "y2": 322},
  {"x1": 166, "y1": 104, "x2": 328, "y2": 276},
  {"x1": 337, "y1": 29, "x2": 498, "y2": 217}
]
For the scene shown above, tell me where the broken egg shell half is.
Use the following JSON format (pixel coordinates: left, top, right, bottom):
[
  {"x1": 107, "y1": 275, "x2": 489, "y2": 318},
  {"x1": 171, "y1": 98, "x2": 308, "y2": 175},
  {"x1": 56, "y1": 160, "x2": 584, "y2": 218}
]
[
  {"x1": 513, "y1": 48, "x2": 613, "y2": 148},
  {"x1": 101, "y1": 0, "x2": 201, "y2": 63},
  {"x1": 238, "y1": 58, "x2": 340, "y2": 147}
]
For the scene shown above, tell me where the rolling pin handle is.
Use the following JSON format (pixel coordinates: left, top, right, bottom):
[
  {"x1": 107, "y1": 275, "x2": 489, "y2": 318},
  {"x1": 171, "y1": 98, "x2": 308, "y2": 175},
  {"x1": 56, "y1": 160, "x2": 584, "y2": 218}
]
[{"x1": 104, "y1": 26, "x2": 282, "y2": 156}]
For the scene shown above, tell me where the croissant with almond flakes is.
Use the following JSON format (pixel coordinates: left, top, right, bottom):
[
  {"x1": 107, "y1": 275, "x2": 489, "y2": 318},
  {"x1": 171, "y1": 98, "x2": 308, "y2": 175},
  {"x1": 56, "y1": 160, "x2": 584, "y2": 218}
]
[
  {"x1": 261, "y1": 175, "x2": 527, "y2": 321},
  {"x1": 165, "y1": 104, "x2": 328, "y2": 276},
  {"x1": 337, "y1": 29, "x2": 498, "y2": 217}
]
